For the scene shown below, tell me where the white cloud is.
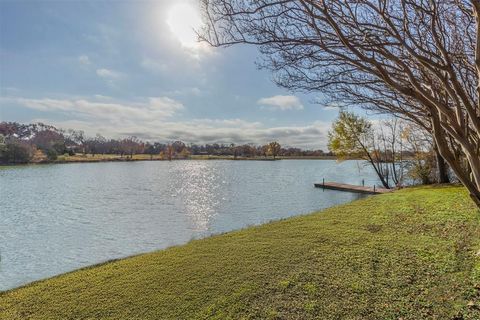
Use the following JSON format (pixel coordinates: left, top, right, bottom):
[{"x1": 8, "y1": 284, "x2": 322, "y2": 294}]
[
  {"x1": 32, "y1": 117, "x2": 329, "y2": 149},
  {"x1": 4, "y1": 95, "x2": 330, "y2": 149},
  {"x1": 96, "y1": 68, "x2": 123, "y2": 80},
  {"x1": 93, "y1": 94, "x2": 113, "y2": 100},
  {"x1": 78, "y1": 55, "x2": 91, "y2": 65},
  {"x1": 14, "y1": 98, "x2": 76, "y2": 111},
  {"x1": 257, "y1": 95, "x2": 304, "y2": 111},
  {"x1": 163, "y1": 87, "x2": 203, "y2": 97},
  {"x1": 322, "y1": 102, "x2": 343, "y2": 111},
  {"x1": 95, "y1": 68, "x2": 125, "y2": 87},
  {"x1": 2, "y1": 86, "x2": 20, "y2": 93},
  {"x1": 323, "y1": 106, "x2": 339, "y2": 111},
  {"x1": 3, "y1": 96, "x2": 183, "y2": 124}
]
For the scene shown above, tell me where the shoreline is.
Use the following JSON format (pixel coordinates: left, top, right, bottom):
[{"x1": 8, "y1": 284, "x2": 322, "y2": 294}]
[
  {"x1": 0, "y1": 155, "x2": 339, "y2": 167},
  {"x1": 2, "y1": 185, "x2": 477, "y2": 319},
  {"x1": 0, "y1": 181, "x2": 356, "y2": 293}
]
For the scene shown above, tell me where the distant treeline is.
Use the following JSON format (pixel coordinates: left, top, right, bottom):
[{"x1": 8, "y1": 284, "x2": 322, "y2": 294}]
[{"x1": 0, "y1": 122, "x2": 331, "y2": 164}]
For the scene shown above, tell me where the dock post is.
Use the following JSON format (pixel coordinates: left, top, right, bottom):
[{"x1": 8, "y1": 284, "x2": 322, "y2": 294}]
[
  {"x1": 362, "y1": 179, "x2": 364, "y2": 186},
  {"x1": 322, "y1": 178, "x2": 325, "y2": 190},
  {"x1": 373, "y1": 185, "x2": 376, "y2": 193}
]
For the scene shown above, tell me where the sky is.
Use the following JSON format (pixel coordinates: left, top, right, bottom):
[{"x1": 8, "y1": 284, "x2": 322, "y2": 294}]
[{"x1": 0, "y1": 0, "x2": 342, "y2": 150}]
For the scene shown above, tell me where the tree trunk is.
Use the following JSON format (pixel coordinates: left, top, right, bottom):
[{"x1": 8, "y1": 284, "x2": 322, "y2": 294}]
[
  {"x1": 359, "y1": 143, "x2": 390, "y2": 189},
  {"x1": 434, "y1": 145, "x2": 450, "y2": 184},
  {"x1": 432, "y1": 116, "x2": 480, "y2": 208},
  {"x1": 366, "y1": 157, "x2": 390, "y2": 189}
]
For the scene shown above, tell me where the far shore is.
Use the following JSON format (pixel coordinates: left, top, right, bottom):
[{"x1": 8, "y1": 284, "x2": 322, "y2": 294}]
[{"x1": 0, "y1": 154, "x2": 339, "y2": 166}]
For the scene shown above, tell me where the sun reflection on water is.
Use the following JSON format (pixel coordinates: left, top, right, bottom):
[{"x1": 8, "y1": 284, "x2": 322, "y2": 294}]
[
  {"x1": 173, "y1": 161, "x2": 222, "y2": 232},
  {"x1": 1, "y1": 160, "x2": 382, "y2": 291}
]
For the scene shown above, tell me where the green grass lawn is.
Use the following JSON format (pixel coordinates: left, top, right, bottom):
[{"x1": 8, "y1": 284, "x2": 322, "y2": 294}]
[{"x1": 1, "y1": 186, "x2": 480, "y2": 319}]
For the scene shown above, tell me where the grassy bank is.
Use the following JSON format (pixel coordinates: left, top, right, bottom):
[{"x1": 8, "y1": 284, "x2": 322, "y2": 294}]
[
  {"x1": 1, "y1": 186, "x2": 479, "y2": 319},
  {"x1": 57, "y1": 153, "x2": 164, "y2": 162},
  {"x1": 58, "y1": 154, "x2": 336, "y2": 162}
]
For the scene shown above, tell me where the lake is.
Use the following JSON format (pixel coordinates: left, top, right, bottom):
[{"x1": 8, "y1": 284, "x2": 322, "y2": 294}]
[{"x1": 0, "y1": 159, "x2": 381, "y2": 291}]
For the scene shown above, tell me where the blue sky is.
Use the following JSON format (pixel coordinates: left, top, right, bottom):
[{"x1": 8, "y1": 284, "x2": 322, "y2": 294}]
[{"x1": 0, "y1": 0, "x2": 341, "y2": 149}]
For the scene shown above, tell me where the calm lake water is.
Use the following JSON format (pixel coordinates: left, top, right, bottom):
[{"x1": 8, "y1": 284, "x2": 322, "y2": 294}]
[{"x1": 0, "y1": 160, "x2": 381, "y2": 291}]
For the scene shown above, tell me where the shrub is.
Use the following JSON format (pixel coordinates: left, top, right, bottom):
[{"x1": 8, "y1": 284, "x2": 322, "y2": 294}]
[
  {"x1": 407, "y1": 155, "x2": 435, "y2": 185},
  {"x1": 0, "y1": 139, "x2": 34, "y2": 164},
  {"x1": 45, "y1": 148, "x2": 58, "y2": 161}
]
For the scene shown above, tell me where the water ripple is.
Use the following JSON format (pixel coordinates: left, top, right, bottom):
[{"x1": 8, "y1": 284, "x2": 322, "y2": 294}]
[{"x1": 0, "y1": 160, "x2": 379, "y2": 291}]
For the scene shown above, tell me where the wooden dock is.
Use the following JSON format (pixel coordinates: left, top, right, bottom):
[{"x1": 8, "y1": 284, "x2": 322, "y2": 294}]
[{"x1": 314, "y1": 181, "x2": 393, "y2": 194}]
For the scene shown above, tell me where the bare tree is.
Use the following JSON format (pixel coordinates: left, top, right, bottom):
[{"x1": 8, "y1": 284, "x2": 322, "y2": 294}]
[
  {"x1": 202, "y1": 0, "x2": 480, "y2": 206},
  {"x1": 267, "y1": 141, "x2": 281, "y2": 159},
  {"x1": 333, "y1": 84, "x2": 450, "y2": 183},
  {"x1": 145, "y1": 142, "x2": 162, "y2": 160},
  {"x1": 31, "y1": 129, "x2": 65, "y2": 155},
  {"x1": 372, "y1": 118, "x2": 406, "y2": 187},
  {"x1": 67, "y1": 129, "x2": 86, "y2": 155},
  {"x1": 230, "y1": 143, "x2": 238, "y2": 159},
  {"x1": 166, "y1": 144, "x2": 174, "y2": 161},
  {"x1": 260, "y1": 145, "x2": 269, "y2": 158},
  {"x1": 120, "y1": 136, "x2": 144, "y2": 159},
  {"x1": 402, "y1": 123, "x2": 438, "y2": 185},
  {"x1": 328, "y1": 111, "x2": 406, "y2": 188}
]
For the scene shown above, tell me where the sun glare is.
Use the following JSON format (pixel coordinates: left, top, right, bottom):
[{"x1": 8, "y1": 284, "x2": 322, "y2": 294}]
[{"x1": 166, "y1": 2, "x2": 203, "y2": 50}]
